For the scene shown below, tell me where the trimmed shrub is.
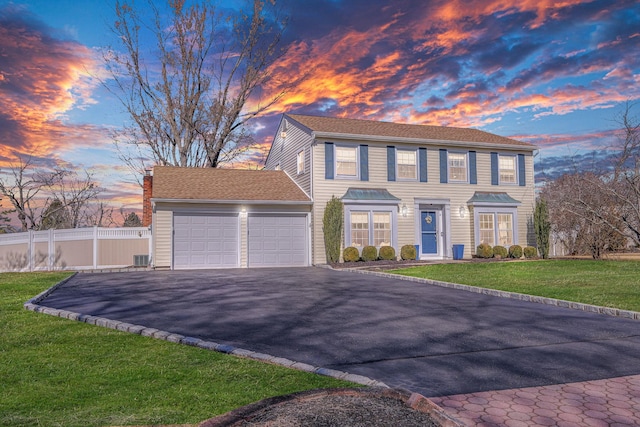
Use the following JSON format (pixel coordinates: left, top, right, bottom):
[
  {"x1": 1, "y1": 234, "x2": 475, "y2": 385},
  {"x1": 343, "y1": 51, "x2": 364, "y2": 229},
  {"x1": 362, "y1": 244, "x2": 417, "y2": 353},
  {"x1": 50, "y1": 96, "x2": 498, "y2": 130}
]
[
  {"x1": 400, "y1": 244, "x2": 417, "y2": 260},
  {"x1": 379, "y1": 246, "x2": 396, "y2": 261},
  {"x1": 343, "y1": 246, "x2": 360, "y2": 262},
  {"x1": 476, "y1": 243, "x2": 493, "y2": 258},
  {"x1": 323, "y1": 196, "x2": 343, "y2": 263},
  {"x1": 508, "y1": 245, "x2": 523, "y2": 259},
  {"x1": 524, "y1": 246, "x2": 538, "y2": 259},
  {"x1": 361, "y1": 245, "x2": 377, "y2": 262},
  {"x1": 493, "y1": 245, "x2": 508, "y2": 259}
]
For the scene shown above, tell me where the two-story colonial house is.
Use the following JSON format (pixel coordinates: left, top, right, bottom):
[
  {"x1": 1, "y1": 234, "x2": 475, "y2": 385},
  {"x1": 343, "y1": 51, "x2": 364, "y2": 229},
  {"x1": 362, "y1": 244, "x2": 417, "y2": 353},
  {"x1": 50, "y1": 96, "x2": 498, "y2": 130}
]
[{"x1": 146, "y1": 114, "x2": 536, "y2": 269}]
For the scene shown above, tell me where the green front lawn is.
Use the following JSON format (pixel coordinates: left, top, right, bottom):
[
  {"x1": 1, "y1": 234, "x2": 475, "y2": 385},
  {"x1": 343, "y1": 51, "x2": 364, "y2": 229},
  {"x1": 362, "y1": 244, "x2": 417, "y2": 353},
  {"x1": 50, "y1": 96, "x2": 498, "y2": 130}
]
[
  {"x1": 0, "y1": 272, "x2": 354, "y2": 427},
  {"x1": 391, "y1": 260, "x2": 640, "y2": 312}
]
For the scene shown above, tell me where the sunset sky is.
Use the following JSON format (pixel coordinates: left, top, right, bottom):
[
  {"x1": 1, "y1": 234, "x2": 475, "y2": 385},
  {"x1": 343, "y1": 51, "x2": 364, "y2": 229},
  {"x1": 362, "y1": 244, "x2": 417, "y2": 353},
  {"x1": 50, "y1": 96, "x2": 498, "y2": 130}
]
[{"x1": 1, "y1": 0, "x2": 639, "y2": 214}]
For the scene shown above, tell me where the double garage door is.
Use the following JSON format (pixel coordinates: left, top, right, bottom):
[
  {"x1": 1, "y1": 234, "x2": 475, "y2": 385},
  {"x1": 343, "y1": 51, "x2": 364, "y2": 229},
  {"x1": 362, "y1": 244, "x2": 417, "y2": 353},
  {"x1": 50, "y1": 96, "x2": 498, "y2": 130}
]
[{"x1": 173, "y1": 213, "x2": 307, "y2": 269}]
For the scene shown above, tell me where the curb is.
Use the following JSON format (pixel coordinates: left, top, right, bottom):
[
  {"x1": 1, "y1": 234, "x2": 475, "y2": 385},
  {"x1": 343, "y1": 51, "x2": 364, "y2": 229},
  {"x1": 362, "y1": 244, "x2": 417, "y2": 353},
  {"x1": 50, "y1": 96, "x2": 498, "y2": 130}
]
[
  {"x1": 23, "y1": 277, "x2": 387, "y2": 389},
  {"x1": 344, "y1": 268, "x2": 640, "y2": 321}
]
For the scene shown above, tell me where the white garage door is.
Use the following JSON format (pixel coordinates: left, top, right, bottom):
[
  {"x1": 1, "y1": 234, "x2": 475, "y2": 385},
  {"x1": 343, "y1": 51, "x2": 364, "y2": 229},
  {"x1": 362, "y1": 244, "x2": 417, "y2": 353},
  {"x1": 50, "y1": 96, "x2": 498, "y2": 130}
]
[
  {"x1": 248, "y1": 215, "x2": 307, "y2": 267},
  {"x1": 173, "y1": 214, "x2": 239, "y2": 269}
]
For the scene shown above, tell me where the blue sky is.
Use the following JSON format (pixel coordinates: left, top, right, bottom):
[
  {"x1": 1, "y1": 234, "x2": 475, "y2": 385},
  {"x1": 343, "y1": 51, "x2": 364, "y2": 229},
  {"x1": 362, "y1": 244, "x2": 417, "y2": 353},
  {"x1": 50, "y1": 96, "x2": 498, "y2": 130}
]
[{"x1": 0, "y1": 0, "x2": 639, "y2": 212}]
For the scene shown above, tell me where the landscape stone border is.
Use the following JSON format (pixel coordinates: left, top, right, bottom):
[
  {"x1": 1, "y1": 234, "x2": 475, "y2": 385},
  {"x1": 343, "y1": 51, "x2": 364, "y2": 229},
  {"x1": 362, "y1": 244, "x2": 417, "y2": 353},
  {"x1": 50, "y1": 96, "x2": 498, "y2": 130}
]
[
  {"x1": 346, "y1": 268, "x2": 640, "y2": 321},
  {"x1": 23, "y1": 272, "x2": 386, "y2": 389}
]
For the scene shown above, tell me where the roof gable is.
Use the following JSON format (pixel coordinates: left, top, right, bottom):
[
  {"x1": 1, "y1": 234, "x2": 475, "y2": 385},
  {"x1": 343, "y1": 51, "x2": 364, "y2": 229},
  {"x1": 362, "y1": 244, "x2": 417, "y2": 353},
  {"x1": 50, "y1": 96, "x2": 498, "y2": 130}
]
[
  {"x1": 286, "y1": 114, "x2": 534, "y2": 148},
  {"x1": 151, "y1": 167, "x2": 311, "y2": 202}
]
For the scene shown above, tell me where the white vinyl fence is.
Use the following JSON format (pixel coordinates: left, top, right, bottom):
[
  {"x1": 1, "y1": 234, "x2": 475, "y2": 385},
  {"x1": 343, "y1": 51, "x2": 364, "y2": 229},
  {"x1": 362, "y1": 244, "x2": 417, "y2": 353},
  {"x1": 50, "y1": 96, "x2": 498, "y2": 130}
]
[{"x1": 0, "y1": 227, "x2": 152, "y2": 272}]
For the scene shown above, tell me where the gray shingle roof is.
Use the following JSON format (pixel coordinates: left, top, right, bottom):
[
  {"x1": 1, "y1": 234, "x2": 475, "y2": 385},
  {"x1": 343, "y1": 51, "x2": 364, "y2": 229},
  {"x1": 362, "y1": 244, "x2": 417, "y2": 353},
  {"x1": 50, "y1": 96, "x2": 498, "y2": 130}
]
[{"x1": 286, "y1": 114, "x2": 534, "y2": 148}]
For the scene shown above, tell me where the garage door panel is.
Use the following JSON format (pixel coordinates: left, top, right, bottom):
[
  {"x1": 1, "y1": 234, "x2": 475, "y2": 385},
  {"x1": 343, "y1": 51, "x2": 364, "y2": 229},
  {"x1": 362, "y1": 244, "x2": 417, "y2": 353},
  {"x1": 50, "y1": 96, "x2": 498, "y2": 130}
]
[
  {"x1": 248, "y1": 215, "x2": 307, "y2": 267},
  {"x1": 174, "y1": 214, "x2": 238, "y2": 269}
]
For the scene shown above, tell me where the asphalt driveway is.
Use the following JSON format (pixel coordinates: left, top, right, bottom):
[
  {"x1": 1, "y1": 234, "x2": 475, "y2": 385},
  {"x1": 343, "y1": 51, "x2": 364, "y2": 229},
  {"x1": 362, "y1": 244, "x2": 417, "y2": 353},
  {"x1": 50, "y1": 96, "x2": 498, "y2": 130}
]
[{"x1": 39, "y1": 267, "x2": 640, "y2": 397}]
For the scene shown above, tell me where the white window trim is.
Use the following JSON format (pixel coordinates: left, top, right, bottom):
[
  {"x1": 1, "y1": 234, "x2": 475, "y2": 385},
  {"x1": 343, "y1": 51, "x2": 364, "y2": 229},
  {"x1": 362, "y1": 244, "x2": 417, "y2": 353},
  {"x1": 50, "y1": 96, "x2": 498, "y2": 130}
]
[
  {"x1": 335, "y1": 144, "x2": 360, "y2": 180},
  {"x1": 448, "y1": 151, "x2": 468, "y2": 183},
  {"x1": 473, "y1": 206, "x2": 518, "y2": 247},
  {"x1": 343, "y1": 203, "x2": 398, "y2": 249},
  {"x1": 396, "y1": 147, "x2": 418, "y2": 181},
  {"x1": 498, "y1": 154, "x2": 518, "y2": 186},
  {"x1": 297, "y1": 149, "x2": 305, "y2": 175}
]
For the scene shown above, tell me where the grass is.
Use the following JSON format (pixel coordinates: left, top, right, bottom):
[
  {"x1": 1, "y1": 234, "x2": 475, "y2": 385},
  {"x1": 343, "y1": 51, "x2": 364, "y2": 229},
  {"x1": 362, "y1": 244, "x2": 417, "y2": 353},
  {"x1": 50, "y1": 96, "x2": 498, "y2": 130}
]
[
  {"x1": 391, "y1": 259, "x2": 640, "y2": 312},
  {"x1": 0, "y1": 272, "x2": 354, "y2": 427}
]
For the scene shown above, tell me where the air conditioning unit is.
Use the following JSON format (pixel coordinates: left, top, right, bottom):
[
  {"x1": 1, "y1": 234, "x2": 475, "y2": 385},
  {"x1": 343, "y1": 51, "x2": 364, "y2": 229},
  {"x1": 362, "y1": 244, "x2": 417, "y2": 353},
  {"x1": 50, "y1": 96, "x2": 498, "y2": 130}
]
[{"x1": 133, "y1": 255, "x2": 149, "y2": 267}]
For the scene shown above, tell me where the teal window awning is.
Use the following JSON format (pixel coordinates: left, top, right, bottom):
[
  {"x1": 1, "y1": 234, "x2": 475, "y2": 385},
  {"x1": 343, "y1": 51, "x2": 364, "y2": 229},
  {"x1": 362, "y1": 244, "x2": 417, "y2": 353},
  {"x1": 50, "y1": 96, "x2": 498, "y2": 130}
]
[
  {"x1": 341, "y1": 188, "x2": 401, "y2": 203},
  {"x1": 467, "y1": 191, "x2": 521, "y2": 206}
]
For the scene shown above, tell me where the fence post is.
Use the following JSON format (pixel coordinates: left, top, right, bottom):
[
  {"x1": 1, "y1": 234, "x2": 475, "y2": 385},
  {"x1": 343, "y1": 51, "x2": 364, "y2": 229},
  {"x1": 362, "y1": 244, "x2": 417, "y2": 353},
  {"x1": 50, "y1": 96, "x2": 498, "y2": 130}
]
[
  {"x1": 48, "y1": 229, "x2": 54, "y2": 270},
  {"x1": 28, "y1": 230, "x2": 34, "y2": 272},
  {"x1": 93, "y1": 226, "x2": 98, "y2": 270}
]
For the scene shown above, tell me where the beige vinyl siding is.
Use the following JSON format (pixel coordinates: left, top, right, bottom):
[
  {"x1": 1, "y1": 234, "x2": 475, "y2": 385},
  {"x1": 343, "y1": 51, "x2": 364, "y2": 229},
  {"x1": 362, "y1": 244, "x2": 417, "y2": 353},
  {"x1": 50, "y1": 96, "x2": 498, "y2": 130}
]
[
  {"x1": 264, "y1": 119, "x2": 312, "y2": 195},
  {"x1": 153, "y1": 208, "x2": 173, "y2": 268},
  {"x1": 311, "y1": 140, "x2": 535, "y2": 264}
]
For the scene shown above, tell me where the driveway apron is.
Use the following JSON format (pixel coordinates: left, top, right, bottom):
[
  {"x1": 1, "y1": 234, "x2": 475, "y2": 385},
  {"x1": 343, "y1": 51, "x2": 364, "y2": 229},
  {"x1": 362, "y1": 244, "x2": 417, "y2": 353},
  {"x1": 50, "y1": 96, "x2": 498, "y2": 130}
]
[{"x1": 40, "y1": 267, "x2": 640, "y2": 397}]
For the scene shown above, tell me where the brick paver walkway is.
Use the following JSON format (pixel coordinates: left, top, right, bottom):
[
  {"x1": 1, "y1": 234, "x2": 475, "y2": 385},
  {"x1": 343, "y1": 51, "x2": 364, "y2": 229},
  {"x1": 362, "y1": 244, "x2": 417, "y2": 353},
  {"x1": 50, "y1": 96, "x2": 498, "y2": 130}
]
[{"x1": 431, "y1": 374, "x2": 640, "y2": 426}]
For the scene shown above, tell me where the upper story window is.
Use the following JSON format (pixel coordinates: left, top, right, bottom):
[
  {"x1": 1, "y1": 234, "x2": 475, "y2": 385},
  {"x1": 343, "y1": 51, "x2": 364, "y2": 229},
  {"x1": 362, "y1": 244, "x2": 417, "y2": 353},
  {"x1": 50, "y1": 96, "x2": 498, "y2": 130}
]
[
  {"x1": 499, "y1": 155, "x2": 517, "y2": 184},
  {"x1": 448, "y1": 152, "x2": 468, "y2": 182},
  {"x1": 397, "y1": 149, "x2": 417, "y2": 180},
  {"x1": 336, "y1": 146, "x2": 358, "y2": 177},
  {"x1": 297, "y1": 150, "x2": 305, "y2": 174}
]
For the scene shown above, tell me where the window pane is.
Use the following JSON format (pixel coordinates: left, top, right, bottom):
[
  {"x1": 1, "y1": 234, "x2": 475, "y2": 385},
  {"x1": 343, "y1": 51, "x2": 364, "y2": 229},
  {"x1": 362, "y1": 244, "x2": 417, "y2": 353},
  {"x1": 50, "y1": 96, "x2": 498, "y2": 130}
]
[
  {"x1": 497, "y1": 213, "x2": 513, "y2": 246},
  {"x1": 350, "y1": 212, "x2": 369, "y2": 247},
  {"x1": 336, "y1": 146, "x2": 357, "y2": 176},
  {"x1": 373, "y1": 212, "x2": 391, "y2": 246},
  {"x1": 397, "y1": 150, "x2": 417, "y2": 179},
  {"x1": 499, "y1": 155, "x2": 516, "y2": 184},
  {"x1": 479, "y1": 213, "x2": 495, "y2": 246},
  {"x1": 297, "y1": 151, "x2": 304, "y2": 174},
  {"x1": 448, "y1": 152, "x2": 467, "y2": 182}
]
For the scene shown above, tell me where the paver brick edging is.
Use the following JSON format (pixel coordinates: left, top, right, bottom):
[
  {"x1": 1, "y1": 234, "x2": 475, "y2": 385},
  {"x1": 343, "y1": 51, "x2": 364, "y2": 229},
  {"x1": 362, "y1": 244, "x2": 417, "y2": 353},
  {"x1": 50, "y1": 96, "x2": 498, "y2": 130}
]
[
  {"x1": 347, "y1": 268, "x2": 640, "y2": 320},
  {"x1": 23, "y1": 277, "x2": 388, "y2": 390}
]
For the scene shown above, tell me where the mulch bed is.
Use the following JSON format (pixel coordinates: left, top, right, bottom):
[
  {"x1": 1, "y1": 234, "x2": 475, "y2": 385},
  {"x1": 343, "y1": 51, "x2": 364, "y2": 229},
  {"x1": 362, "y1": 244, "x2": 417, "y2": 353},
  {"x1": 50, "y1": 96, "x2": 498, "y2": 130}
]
[{"x1": 199, "y1": 388, "x2": 464, "y2": 427}]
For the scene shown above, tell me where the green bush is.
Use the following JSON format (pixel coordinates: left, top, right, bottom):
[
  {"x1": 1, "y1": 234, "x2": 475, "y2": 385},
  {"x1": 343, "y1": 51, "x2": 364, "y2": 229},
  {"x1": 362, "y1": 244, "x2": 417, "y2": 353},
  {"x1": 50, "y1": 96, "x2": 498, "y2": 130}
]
[
  {"x1": 476, "y1": 243, "x2": 493, "y2": 258},
  {"x1": 493, "y1": 245, "x2": 508, "y2": 259},
  {"x1": 343, "y1": 246, "x2": 360, "y2": 262},
  {"x1": 400, "y1": 244, "x2": 417, "y2": 260},
  {"x1": 508, "y1": 245, "x2": 523, "y2": 259},
  {"x1": 361, "y1": 246, "x2": 377, "y2": 262},
  {"x1": 524, "y1": 246, "x2": 538, "y2": 259},
  {"x1": 379, "y1": 246, "x2": 396, "y2": 261},
  {"x1": 322, "y1": 196, "x2": 343, "y2": 263}
]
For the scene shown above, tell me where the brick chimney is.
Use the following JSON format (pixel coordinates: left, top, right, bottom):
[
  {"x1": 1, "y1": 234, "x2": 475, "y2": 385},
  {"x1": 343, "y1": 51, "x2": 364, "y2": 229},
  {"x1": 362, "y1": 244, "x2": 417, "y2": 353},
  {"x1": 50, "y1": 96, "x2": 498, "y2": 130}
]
[{"x1": 142, "y1": 169, "x2": 153, "y2": 227}]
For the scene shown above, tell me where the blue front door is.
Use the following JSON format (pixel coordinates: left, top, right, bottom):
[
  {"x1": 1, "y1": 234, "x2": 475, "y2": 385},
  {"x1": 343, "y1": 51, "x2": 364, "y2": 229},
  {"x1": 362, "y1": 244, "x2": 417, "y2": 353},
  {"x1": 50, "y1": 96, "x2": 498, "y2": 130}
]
[{"x1": 421, "y1": 211, "x2": 438, "y2": 255}]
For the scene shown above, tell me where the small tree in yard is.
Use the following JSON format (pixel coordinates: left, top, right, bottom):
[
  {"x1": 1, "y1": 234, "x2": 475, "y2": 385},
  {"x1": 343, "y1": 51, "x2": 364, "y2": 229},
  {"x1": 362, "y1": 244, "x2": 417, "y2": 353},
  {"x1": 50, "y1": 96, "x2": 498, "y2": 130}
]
[
  {"x1": 323, "y1": 196, "x2": 343, "y2": 263},
  {"x1": 123, "y1": 211, "x2": 142, "y2": 227},
  {"x1": 535, "y1": 198, "x2": 551, "y2": 259}
]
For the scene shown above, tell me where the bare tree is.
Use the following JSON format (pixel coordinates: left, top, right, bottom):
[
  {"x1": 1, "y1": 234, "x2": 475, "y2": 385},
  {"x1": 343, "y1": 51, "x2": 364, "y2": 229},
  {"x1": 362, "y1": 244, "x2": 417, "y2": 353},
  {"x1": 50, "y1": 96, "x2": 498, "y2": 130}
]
[
  {"x1": 48, "y1": 169, "x2": 102, "y2": 228},
  {"x1": 0, "y1": 158, "x2": 106, "y2": 231},
  {"x1": 605, "y1": 101, "x2": 640, "y2": 245},
  {"x1": 0, "y1": 157, "x2": 52, "y2": 231},
  {"x1": 542, "y1": 172, "x2": 627, "y2": 259},
  {"x1": 105, "y1": 0, "x2": 288, "y2": 176}
]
